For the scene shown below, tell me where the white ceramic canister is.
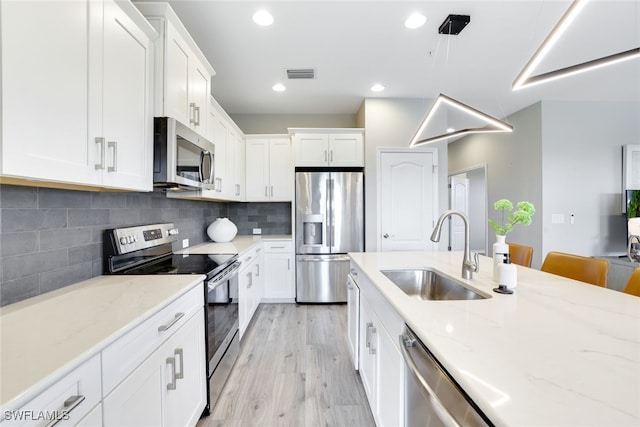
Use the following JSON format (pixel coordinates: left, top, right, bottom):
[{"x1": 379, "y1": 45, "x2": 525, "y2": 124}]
[
  {"x1": 492, "y1": 235, "x2": 508, "y2": 282},
  {"x1": 207, "y1": 218, "x2": 238, "y2": 242}
]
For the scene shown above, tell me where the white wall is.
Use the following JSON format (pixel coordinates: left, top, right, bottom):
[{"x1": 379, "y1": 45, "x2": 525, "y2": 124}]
[
  {"x1": 541, "y1": 101, "x2": 640, "y2": 259},
  {"x1": 360, "y1": 98, "x2": 449, "y2": 251},
  {"x1": 448, "y1": 103, "x2": 544, "y2": 266}
]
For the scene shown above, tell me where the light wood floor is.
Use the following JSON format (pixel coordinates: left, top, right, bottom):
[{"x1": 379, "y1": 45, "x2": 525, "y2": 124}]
[{"x1": 197, "y1": 303, "x2": 375, "y2": 427}]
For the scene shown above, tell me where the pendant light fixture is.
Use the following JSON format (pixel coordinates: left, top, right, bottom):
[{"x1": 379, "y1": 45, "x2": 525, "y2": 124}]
[
  {"x1": 409, "y1": 94, "x2": 513, "y2": 147},
  {"x1": 513, "y1": 0, "x2": 640, "y2": 90}
]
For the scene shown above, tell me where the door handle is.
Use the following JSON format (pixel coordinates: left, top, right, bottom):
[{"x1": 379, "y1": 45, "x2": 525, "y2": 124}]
[
  {"x1": 383, "y1": 233, "x2": 389, "y2": 238},
  {"x1": 107, "y1": 141, "x2": 117, "y2": 172}
]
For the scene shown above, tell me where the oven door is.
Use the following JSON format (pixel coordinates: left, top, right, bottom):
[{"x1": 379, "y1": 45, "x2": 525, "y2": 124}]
[{"x1": 206, "y1": 262, "x2": 240, "y2": 374}]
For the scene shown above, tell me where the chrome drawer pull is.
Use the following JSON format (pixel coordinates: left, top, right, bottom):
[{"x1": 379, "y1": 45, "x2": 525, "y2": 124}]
[
  {"x1": 175, "y1": 348, "x2": 184, "y2": 379},
  {"x1": 166, "y1": 357, "x2": 177, "y2": 390},
  {"x1": 44, "y1": 395, "x2": 85, "y2": 427},
  {"x1": 158, "y1": 312, "x2": 184, "y2": 332}
]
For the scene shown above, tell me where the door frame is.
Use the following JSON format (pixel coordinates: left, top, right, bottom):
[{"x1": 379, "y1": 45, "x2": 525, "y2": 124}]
[
  {"x1": 448, "y1": 163, "x2": 489, "y2": 255},
  {"x1": 376, "y1": 147, "x2": 439, "y2": 251}
]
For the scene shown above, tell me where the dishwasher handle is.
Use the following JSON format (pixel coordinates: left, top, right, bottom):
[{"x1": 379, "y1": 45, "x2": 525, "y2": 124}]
[{"x1": 399, "y1": 331, "x2": 462, "y2": 427}]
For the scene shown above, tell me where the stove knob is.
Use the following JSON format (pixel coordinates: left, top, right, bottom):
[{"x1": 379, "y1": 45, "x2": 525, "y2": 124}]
[
  {"x1": 127, "y1": 236, "x2": 135, "y2": 244},
  {"x1": 119, "y1": 236, "x2": 128, "y2": 245},
  {"x1": 168, "y1": 228, "x2": 179, "y2": 236}
]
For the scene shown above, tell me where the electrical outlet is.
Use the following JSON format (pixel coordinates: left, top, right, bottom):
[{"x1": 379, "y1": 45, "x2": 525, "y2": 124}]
[
  {"x1": 182, "y1": 238, "x2": 189, "y2": 248},
  {"x1": 253, "y1": 228, "x2": 262, "y2": 235}
]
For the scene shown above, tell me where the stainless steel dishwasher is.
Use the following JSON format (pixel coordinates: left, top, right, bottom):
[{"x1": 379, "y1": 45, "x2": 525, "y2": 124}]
[{"x1": 400, "y1": 326, "x2": 493, "y2": 427}]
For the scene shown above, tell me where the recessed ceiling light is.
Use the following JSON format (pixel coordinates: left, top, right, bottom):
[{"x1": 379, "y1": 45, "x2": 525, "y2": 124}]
[
  {"x1": 272, "y1": 83, "x2": 286, "y2": 92},
  {"x1": 405, "y1": 13, "x2": 426, "y2": 29},
  {"x1": 253, "y1": 10, "x2": 274, "y2": 26},
  {"x1": 371, "y1": 84, "x2": 385, "y2": 92}
]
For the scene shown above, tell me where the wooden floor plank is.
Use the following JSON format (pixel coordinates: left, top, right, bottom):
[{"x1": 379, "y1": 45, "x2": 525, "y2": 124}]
[{"x1": 199, "y1": 303, "x2": 375, "y2": 427}]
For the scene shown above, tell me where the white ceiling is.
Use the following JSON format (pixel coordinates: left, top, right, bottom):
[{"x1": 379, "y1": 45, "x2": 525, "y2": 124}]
[{"x1": 158, "y1": 0, "x2": 640, "y2": 119}]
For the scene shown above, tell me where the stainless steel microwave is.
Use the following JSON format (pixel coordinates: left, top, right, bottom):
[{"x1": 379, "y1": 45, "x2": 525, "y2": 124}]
[{"x1": 153, "y1": 117, "x2": 215, "y2": 190}]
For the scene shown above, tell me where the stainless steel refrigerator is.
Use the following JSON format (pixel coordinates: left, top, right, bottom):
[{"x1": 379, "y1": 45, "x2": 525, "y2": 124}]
[{"x1": 295, "y1": 170, "x2": 364, "y2": 303}]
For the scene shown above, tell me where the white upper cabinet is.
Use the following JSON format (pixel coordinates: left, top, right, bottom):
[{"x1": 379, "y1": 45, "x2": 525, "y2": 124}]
[
  {"x1": 135, "y1": 2, "x2": 215, "y2": 136},
  {"x1": 245, "y1": 136, "x2": 292, "y2": 202},
  {"x1": 290, "y1": 128, "x2": 364, "y2": 167},
  {"x1": 0, "y1": 0, "x2": 156, "y2": 191}
]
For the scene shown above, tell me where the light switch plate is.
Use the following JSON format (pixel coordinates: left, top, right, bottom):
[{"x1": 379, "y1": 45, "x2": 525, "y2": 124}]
[
  {"x1": 253, "y1": 228, "x2": 262, "y2": 235},
  {"x1": 182, "y1": 238, "x2": 189, "y2": 248}
]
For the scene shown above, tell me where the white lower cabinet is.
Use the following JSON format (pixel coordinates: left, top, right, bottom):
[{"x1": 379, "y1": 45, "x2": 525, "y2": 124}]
[
  {"x1": 239, "y1": 245, "x2": 264, "y2": 339},
  {"x1": 346, "y1": 273, "x2": 360, "y2": 369},
  {"x1": 2, "y1": 355, "x2": 102, "y2": 427},
  {"x1": 352, "y1": 264, "x2": 404, "y2": 427},
  {"x1": 103, "y1": 308, "x2": 206, "y2": 427},
  {"x1": 263, "y1": 240, "x2": 295, "y2": 301}
]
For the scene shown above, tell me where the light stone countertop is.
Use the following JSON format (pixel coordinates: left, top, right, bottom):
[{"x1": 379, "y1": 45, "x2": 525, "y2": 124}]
[
  {"x1": 0, "y1": 274, "x2": 205, "y2": 411},
  {"x1": 349, "y1": 251, "x2": 640, "y2": 427},
  {"x1": 177, "y1": 235, "x2": 292, "y2": 255}
]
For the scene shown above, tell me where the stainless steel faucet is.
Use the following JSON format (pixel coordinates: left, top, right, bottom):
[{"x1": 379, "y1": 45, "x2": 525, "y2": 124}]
[{"x1": 430, "y1": 210, "x2": 479, "y2": 280}]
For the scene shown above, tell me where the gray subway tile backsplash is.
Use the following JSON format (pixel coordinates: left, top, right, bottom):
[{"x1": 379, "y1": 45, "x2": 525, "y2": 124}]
[{"x1": 0, "y1": 184, "x2": 292, "y2": 306}]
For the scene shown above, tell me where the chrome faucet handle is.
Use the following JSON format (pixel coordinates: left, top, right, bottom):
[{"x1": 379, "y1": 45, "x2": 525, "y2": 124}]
[{"x1": 472, "y1": 252, "x2": 480, "y2": 272}]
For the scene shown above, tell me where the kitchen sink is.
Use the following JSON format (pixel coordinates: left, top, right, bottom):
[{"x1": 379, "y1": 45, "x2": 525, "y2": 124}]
[{"x1": 380, "y1": 268, "x2": 490, "y2": 301}]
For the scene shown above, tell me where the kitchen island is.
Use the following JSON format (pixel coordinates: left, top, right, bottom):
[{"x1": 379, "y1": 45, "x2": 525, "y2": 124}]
[{"x1": 349, "y1": 251, "x2": 640, "y2": 426}]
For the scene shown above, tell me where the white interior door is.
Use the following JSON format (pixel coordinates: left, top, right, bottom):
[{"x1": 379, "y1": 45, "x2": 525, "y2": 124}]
[
  {"x1": 449, "y1": 174, "x2": 470, "y2": 251},
  {"x1": 379, "y1": 150, "x2": 437, "y2": 251}
]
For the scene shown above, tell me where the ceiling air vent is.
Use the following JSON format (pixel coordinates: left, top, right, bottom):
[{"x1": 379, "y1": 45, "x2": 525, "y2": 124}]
[{"x1": 286, "y1": 68, "x2": 316, "y2": 79}]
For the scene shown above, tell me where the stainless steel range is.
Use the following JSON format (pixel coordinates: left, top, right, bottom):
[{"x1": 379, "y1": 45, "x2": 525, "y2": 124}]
[{"x1": 103, "y1": 223, "x2": 240, "y2": 416}]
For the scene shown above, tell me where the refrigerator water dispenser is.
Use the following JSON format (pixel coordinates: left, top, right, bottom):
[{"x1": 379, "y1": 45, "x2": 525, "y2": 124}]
[{"x1": 303, "y1": 214, "x2": 324, "y2": 245}]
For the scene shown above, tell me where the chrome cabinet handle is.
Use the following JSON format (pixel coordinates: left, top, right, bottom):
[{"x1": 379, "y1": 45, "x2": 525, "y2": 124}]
[
  {"x1": 95, "y1": 137, "x2": 105, "y2": 170},
  {"x1": 166, "y1": 357, "x2": 177, "y2": 390},
  {"x1": 255, "y1": 263, "x2": 260, "y2": 277},
  {"x1": 189, "y1": 102, "x2": 196, "y2": 124},
  {"x1": 324, "y1": 149, "x2": 328, "y2": 162},
  {"x1": 247, "y1": 272, "x2": 253, "y2": 288},
  {"x1": 194, "y1": 105, "x2": 201, "y2": 126},
  {"x1": 158, "y1": 312, "x2": 184, "y2": 332},
  {"x1": 270, "y1": 185, "x2": 274, "y2": 197},
  {"x1": 369, "y1": 325, "x2": 377, "y2": 355},
  {"x1": 265, "y1": 186, "x2": 268, "y2": 197},
  {"x1": 44, "y1": 395, "x2": 86, "y2": 427},
  {"x1": 107, "y1": 141, "x2": 117, "y2": 172},
  {"x1": 330, "y1": 150, "x2": 334, "y2": 162},
  {"x1": 235, "y1": 184, "x2": 240, "y2": 196},
  {"x1": 287, "y1": 258, "x2": 290, "y2": 270},
  {"x1": 365, "y1": 322, "x2": 373, "y2": 349},
  {"x1": 175, "y1": 348, "x2": 184, "y2": 379}
]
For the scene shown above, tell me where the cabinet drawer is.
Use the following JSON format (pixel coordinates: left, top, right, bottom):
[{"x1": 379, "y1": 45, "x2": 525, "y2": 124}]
[
  {"x1": 238, "y1": 243, "x2": 261, "y2": 265},
  {"x1": 101, "y1": 283, "x2": 203, "y2": 395},
  {"x1": 2, "y1": 354, "x2": 101, "y2": 427},
  {"x1": 263, "y1": 240, "x2": 292, "y2": 253}
]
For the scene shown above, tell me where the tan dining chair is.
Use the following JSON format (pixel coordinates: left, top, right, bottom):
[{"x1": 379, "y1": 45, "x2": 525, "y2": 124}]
[
  {"x1": 623, "y1": 268, "x2": 640, "y2": 297},
  {"x1": 507, "y1": 242, "x2": 533, "y2": 268},
  {"x1": 540, "y1": 251, "x2": 609, "y2": 287}
]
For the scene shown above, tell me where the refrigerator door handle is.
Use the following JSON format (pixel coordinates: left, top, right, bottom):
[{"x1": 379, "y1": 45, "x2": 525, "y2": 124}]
[{"x1": 326, "y1": 178, "x2": 332, "y2": 249}]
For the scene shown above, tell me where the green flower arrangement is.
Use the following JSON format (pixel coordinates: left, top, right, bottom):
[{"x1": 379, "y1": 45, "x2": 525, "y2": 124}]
[{"x1": 489, "y1": 199, "x2": 536, "y2": 236}]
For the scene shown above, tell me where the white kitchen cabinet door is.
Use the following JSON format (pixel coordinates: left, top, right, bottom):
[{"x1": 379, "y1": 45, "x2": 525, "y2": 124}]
[
  {"x1": 103, "y1": 310, "x2": 206, "y2": 427},
  {"x1": 1, "y1": 0, "x2": 154, "y2": 191},
  {"x1": 211, "y1": 106, "x2": 228, "y2": 196},
  {"x1": 245, "y1": 137, "x2": 292, "y2": 202},
  {"x1": 269, "y1": 139, "x2": 293, "y2": 201},
  {"x1": 245, "y1": 139, "x2": 270, "y2": 201},
  {"x1": 99, "y1": 0, "x2": 153, "y2": 191},
  {"x1": 359, "y1": 296, "x2": 377, "y2": 405},
  {"x1": 188, "y1": 58, "x2": 210, "y2": 133},
  {"x1": 1, "y1": 0, "x2": 99, "y2": 186},
  {"x1": 328, "y1": 134, "x2": 364, "y2": 167},
  {"x1": 136, "y1": 3, "x2": 213, "y2": 138},
  {"x1": 293, "y1": 134, "x2": 329, "y2": 166},
  {"x1": 163, "y1": 309, "x2": 207, "y2": 427},
  {"x1": 263, "y1": 241, "x2": 294, "y2": 300},
  {"x1": 231, "y1": 131, "x2": 246, "y2": 200},
  {"x1": 346, "y1": 273, "x2": 360, "y2": 369},
  {"x1": 164, "y1": 21, "x2": 190, "y2": 126},
  {"x1": 375, "y1": 324, "x2": 404, "y2": 427},
  {"x1": 238, "y1": 266, "x2": 254, "y2": 340}
]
